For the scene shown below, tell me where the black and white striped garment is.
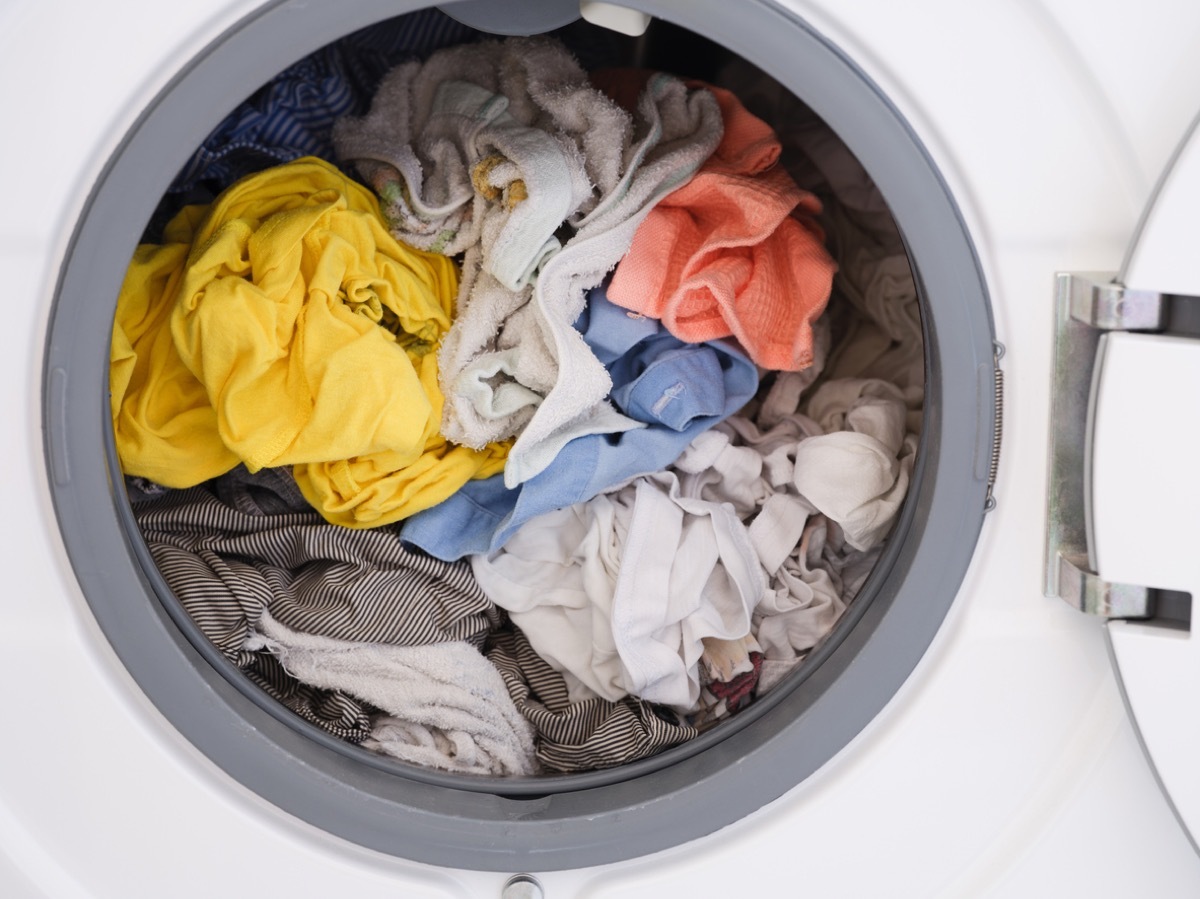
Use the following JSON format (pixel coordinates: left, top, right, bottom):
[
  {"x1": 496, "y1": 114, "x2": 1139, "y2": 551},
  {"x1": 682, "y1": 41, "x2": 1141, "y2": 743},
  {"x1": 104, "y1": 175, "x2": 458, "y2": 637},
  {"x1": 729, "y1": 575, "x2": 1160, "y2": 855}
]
[
  {"x1": 130, "y1": 469, "x2": 501, "y2": 742},
  {"x1": 486, "y1": 626, "x2": 699, "y2": 774},
  {"x1": 133, "y1": 474, "x2": 501, "y2": 649}
]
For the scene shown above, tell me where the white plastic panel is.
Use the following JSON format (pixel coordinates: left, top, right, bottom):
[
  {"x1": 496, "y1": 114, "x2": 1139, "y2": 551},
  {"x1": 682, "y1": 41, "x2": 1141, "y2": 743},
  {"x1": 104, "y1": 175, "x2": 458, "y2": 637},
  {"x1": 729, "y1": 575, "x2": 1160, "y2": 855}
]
[
  {"x1": 1038, "y1": 0, "x2": 1200, "y2": 198},
  {"x1": 1094, "y1": 332, "x2": 1200, "y2": 845},
  {"x1": 0, "y1": 0, "x2": 252, "y2": 243},
  {"x1": 1123, "y1": 115, "x2": 1200, "y2": 295}
]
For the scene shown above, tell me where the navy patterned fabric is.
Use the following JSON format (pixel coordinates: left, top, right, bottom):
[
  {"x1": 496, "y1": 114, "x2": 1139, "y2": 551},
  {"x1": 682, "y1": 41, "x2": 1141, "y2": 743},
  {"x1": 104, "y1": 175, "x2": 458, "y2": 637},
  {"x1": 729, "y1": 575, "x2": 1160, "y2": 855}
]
[{"x1": 167, "y1": 10, "x2": 478, "y2": 198}]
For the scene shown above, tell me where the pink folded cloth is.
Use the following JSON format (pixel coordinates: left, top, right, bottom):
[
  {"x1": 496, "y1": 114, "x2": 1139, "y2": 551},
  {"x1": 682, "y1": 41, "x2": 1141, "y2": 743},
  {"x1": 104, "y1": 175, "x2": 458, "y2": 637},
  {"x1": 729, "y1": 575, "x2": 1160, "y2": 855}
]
[{"x1": 599, "y1": 74, "x2": 836, "y2": 371}]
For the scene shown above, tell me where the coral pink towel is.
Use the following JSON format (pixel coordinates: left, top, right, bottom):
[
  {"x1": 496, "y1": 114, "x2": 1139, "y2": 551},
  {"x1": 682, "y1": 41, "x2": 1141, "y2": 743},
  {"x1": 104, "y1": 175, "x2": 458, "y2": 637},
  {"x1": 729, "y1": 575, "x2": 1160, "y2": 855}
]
[{"x1": 601, "y1": 76, "x2": 836, "y2": 371}]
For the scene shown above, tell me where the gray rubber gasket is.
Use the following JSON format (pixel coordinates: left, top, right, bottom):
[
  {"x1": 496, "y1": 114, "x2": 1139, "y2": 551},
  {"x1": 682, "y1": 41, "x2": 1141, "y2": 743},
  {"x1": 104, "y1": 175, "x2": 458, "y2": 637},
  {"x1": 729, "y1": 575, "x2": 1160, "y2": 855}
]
[{"x1": 42, "y1": 0, "x2": 996, "y2": 872}]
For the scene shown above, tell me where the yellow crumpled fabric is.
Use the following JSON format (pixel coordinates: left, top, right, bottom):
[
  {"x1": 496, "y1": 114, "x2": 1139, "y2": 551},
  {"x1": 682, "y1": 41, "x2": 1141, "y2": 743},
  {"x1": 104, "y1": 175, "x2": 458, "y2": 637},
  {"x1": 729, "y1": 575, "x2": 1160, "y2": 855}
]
[{"x1": 111, "y1": 157, "x2": 508, "y2": 528}]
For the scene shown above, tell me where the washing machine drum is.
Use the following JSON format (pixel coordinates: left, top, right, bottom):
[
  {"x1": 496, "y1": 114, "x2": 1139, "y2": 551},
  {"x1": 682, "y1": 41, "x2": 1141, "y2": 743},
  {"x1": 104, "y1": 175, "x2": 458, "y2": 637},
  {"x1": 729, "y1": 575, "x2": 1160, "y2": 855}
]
[{"x1": 43, "y1": 0, "x2": 996, "y2": 872}]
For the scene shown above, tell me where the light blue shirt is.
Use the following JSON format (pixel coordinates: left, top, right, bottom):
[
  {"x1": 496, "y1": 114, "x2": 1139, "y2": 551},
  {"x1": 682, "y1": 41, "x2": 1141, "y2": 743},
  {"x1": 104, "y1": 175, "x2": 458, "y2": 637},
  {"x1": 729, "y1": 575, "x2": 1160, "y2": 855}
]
[{"x1": 401, "y1": 281, "x2": 759, "y2": 560}]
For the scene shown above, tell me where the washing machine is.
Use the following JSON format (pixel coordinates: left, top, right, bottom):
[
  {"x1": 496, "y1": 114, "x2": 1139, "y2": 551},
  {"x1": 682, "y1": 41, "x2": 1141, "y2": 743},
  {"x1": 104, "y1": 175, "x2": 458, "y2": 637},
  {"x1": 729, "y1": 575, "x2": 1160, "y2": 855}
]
[{"x1": 5, "y1": 0, "x2": 1200, "y2": 895}]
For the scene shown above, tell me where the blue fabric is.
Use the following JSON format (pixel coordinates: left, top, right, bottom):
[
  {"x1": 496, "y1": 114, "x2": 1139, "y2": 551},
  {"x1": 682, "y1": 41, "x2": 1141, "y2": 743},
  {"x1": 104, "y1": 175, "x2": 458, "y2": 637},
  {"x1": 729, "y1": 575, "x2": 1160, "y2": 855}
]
[
  {"x1": 167, "y1": 10, "x2": 478, "y2": 197},
  {"x1": 401, "y1": 281, "x2": 759, "y2": 560}
]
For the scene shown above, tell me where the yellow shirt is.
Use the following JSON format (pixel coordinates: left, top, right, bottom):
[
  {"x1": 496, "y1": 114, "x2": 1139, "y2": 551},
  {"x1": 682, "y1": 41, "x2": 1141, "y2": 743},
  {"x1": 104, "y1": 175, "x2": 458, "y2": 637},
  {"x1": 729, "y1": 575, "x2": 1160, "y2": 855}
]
[{"x1": 112, "y1": 157, "x2": 507, "y2": 528}]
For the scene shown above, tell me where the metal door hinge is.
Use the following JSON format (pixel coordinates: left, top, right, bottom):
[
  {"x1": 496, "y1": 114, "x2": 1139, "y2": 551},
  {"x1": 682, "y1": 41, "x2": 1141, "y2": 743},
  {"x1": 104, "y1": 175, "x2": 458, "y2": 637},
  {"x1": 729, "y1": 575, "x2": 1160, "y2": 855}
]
[
  {"x1": 1044, "y1": 272, "x2": 1164, "y2": 618},
  {"x1": 1055, "y1": 554, "x2": 1152, "y2": 618}
]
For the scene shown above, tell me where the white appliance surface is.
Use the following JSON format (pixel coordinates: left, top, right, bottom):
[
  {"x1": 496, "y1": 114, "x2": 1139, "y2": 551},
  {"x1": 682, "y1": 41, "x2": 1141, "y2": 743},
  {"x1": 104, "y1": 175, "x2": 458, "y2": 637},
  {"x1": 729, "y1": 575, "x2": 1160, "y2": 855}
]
[{"x1": 3, "y1": 0, "x2": 1200, "y2": 896}]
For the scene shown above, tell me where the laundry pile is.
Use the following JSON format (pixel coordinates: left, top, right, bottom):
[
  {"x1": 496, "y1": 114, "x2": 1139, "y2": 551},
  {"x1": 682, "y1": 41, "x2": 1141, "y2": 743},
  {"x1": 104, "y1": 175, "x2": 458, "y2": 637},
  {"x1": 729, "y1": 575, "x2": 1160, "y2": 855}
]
[{"x1": 113, "y1": 22, "x2": 923, "y2": 777}]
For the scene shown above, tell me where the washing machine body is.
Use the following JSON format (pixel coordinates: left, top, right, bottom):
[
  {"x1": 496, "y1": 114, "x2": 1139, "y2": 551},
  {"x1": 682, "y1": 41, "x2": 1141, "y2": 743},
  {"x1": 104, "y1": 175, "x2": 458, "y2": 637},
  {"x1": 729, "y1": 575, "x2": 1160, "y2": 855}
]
[{"x1": 4, "y1": 0, "x2": 1200, "y2": 896}]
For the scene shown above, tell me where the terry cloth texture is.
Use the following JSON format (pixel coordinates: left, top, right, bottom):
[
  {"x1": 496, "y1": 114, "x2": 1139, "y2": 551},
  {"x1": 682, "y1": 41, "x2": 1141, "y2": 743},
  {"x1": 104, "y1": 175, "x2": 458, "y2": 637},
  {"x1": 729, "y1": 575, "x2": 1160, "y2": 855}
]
[
  {"x1": 470, "y1": 467, "x2": 765, "y2": 711},
  {"x1": 601, "y1": 74, "x2": 836, "y2": 372},
  {"x1": 248, "y1": 610, "x2": 539, "y2": 777},
  {"x1": 166, "y1": 12, "x2": 478, "y2": 201},
  {"x1": 716, "y1": 57, "x2": 904, "y2": 254},
  {"x1": 240, "y1": 648, "x2": 376, "y2": 742},
  {"x1": 111, "y1": 157, "x2": 508, "y2": 529},
  {"x1": 486, "y1": 626, "x2": 698, "y2": 773},
  {"x1": 150, "y1": 12, "x2": 631, "y2": 241},
  {"x1": 399, "y1": 280, "x2": 759, "y2": 560},
  {"x1": 334, "y1": 37, "x2": 724, "y2": 486}
]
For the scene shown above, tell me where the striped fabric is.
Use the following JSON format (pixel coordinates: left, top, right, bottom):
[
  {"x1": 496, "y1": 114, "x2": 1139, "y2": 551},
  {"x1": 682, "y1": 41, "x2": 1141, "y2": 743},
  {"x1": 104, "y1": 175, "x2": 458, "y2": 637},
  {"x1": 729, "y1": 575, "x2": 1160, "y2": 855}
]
[
  {"x1": 486, "y1": 626, "x2": 699, "y2": 774},
  {"x1": 131, "y1": 469, "x2": 500, "y2": 743},
  {"x1": 134, "y1": 481, "x2": 500, "y2": 648},
  {"x1": 132, "y1": 467, "x2": 735, "y2": 770},
  {"x1": 132, "y1": 469, "x2": 707, "y2": 770}
]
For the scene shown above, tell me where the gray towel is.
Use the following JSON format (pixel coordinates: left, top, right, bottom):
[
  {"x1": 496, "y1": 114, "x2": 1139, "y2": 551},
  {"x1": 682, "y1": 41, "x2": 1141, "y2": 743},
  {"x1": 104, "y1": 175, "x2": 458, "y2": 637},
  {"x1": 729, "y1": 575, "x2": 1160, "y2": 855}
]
[{"x1": 335, "y1": 38, "x2": 724, "y2": 483}]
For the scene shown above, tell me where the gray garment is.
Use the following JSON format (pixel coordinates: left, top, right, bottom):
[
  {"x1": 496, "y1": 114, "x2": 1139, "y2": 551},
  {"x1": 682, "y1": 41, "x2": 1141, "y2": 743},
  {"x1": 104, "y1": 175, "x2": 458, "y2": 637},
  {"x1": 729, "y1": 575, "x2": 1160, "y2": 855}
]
[{"x1": 212, "y1": 464, "x2": 310, "y2": 516}]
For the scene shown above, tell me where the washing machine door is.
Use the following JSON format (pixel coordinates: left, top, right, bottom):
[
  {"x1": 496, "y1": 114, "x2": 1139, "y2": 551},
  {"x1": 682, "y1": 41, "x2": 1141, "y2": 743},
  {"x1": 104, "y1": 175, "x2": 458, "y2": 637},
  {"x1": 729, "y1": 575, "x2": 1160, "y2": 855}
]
[{"x1": 1047, "y1": 112, "x2": 1200, "y2": 851}]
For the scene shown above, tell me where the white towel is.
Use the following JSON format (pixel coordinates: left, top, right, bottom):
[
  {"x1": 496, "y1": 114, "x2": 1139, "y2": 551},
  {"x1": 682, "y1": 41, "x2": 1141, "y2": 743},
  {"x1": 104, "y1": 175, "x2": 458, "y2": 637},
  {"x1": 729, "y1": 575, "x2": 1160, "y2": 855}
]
[{"x1": 246, "y1": 610, "x2": 539, "y2": 777}]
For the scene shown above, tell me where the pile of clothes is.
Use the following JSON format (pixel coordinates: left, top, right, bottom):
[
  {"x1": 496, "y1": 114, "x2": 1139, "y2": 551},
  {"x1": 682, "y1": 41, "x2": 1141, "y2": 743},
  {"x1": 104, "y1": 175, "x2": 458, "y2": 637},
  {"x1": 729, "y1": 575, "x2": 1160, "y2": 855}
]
[{"x1": 112, "y1": 17, "x2": 923, "y2": 777}]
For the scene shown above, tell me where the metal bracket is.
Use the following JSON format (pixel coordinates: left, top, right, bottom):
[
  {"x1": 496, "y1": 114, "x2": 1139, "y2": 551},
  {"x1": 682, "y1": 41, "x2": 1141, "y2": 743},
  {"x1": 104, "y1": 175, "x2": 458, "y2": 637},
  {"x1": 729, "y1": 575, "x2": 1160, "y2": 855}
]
[
  {"x1": 1055, "y1": 554, "x2": 1153, "y2": 618},
  {"x1": 1044, "y1": 272, "x2": 1164, "y2": 617},
  {"x1": 1067, "y1": 276, "x2": 1164, "y2": 330}
]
